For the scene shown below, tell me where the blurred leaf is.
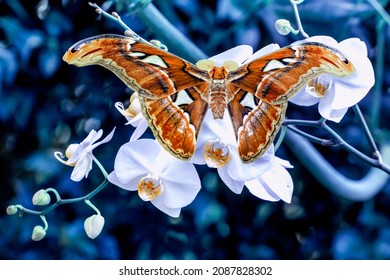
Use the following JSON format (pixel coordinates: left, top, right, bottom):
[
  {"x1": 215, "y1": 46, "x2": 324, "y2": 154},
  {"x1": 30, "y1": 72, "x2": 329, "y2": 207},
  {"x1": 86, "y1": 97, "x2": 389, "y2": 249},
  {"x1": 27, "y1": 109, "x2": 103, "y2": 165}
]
[
  {"x1": 0, "y1": 47, "x2": 18, "y2": 85},
  {"x1": 38, "y1": 49, "x2": 60, "y2": 78}
]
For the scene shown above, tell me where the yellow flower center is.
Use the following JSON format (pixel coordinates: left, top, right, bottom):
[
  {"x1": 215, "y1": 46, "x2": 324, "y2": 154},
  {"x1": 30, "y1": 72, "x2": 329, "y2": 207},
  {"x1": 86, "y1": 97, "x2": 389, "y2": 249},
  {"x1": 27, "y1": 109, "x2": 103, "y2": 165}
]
[
  {"x1": 125, "y1": 93, "x2": 141, "y2": 117},
  {"x1": 137, "y1": 176, "x2": 164, "y2": 201},
  {"x1": 204, "y1": 140, "x2": 231, "y2": 168},
  {"x1": 306, "y1": 77, "x2": 332, "y2": 97}
]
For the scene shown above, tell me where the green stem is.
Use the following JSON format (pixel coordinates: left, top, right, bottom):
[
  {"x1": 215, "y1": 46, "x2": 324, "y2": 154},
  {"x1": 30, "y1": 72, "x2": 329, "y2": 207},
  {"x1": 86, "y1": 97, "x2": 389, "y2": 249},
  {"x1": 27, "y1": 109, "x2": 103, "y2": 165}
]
[
  {"x1": 92, "y1": 155, "x2": 109, "y2": 178},
  {"x1": 14, "y1": 179, "x2": 110, "y2": 216},
  {"x1": 89, "y1": 2, "x2": 131, "y2": 32},
  {"x1": 289, "y1": 0, "x2": 309, "y2": 38},
  {"x1": 283, "y1": 118, "x2": 390, "y2": 174},
  {"x1": 369, "y1": 18, "x2": 385, "y2": 131},
  {"x1": 353, "y1": 105, "x2": 380, "y2": 159},
  {"x1": 366, "y1": 0, "x2": 390, "y2": 26},
  {"x1": 40, "y1": 215, "x2": 48, "y2": 231},
  {"x1": 135, "y1": 3, "x2": 207, "y2": 62},
  {"x1": 85, "y1": 199, "x2": 101, "y2": 215},
  {"x1": 284, "y1": 130, "x2": 389, "y2": 201}
]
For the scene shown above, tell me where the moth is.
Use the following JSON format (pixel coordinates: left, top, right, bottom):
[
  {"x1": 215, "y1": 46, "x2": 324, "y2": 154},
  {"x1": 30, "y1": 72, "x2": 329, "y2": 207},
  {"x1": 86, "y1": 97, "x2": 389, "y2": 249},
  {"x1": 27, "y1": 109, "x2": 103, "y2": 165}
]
[{"x1": 63, "y1": 33, "x2": 354, "y2": 163}]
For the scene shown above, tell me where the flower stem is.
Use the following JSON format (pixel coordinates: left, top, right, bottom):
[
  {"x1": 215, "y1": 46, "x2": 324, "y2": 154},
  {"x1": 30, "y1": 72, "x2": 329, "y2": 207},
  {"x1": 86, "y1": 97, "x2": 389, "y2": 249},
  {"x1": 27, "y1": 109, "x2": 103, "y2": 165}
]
[
  {"x1": 85, "y1": 199, "x2": 101, "y2": 215},
  {"x1": 353, "y1": 105, "x2": 381, "y2": 160},
  {"x1": 366, "y1": 0, "x2": 390, "y2": 26},
  {"x1": 284, "y1": 130, "x2": 389, "y2": 201},
  {"x1": 88, "y1": 2, "x2": 131, "y2": 32},
  {"x1": 92, "y1": 154, "x2": 108, "y2": 178},
  {"x1": 40, "y1": 215, "x2": 48, "y2": 231},
  {"x1": 283, "y1": 118, "x2": 390, "y2": 175},
  {"x1": 12, "y1": 179, "x2": 110, "y2": 217},
  {"x1": 289, "y1": 0, "x2": 309, "y2": 38},
  {"x1": 134, "y1": 3, "x2": 207, "y2": 62},
  {"x1": 369, "y1": 17, "x2": 385, "y2": 131}
]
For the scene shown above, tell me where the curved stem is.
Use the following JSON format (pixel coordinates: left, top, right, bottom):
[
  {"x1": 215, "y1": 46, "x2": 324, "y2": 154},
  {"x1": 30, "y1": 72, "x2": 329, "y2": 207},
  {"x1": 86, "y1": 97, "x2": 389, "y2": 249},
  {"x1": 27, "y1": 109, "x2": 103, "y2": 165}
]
[
  {"x1": 369, "y1": 17, "x2": 385, "y2": 130},
  {"x1": 353, "y1": 105, "x2": 381, "y2": 159},
  {"x1": 85, "y1": 199, "x2": 101, "y2": 215},
  {"x1": 284, "y1": 130, "x2": 389, "y2": 201},
  {"x1": 287, "y1": 126, "x2": 336, "y2": 146},
  {"x1": 289, "y1": 0, "x2": 309, "y2": 38},
  {"x1": 15, "y1": 179, "x2": 110, "y2": 216},
  {"x1": 366, "y1": 0, "x2": 390, "y2": 26},
  {"x1": 283, "y1": 118, "x2": 390, "y2": 174},
  {"x1": 40, "y1": 215, "x2": 48, "y2": 231},
  {"x1": 135, "y1": 3, "x2": 207, "y2": 62},
  {"x1": 92, "y1": 155, "x2": 108, "y2": 178}
]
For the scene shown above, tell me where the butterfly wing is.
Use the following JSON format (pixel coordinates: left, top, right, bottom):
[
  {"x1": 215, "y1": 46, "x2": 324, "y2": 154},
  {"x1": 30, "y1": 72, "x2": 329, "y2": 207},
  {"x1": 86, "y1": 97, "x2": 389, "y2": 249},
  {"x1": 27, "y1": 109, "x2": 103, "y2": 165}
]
[
  {"x1": 63, "y1": 34, "x2": 209, "y2": 99},
  {"x1": 227, "y1": 87, "x2": 287, "y2": 163},
  {"x1": 63, "y1": 34, "x2": 212, "y2": 160},
  {"x1": 229, "y1": 42, "x2": 355, "y2": 103},
  {"x1": 140, "y1": 87, "x2": 208, "y2": 160},
  {"x1": 227, "y1": 42, "x2": 354, "y2": 162}
]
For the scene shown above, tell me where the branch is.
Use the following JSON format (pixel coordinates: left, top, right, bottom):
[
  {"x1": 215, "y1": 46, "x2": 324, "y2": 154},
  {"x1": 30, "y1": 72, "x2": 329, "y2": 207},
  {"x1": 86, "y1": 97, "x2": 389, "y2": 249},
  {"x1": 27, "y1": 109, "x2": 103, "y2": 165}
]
[
  {"x1": 134, "y1": 3, "x2": 207, "y2": 62},
  {"x1": 284, "y1": 130, "x2": 390, "y2": 201}
]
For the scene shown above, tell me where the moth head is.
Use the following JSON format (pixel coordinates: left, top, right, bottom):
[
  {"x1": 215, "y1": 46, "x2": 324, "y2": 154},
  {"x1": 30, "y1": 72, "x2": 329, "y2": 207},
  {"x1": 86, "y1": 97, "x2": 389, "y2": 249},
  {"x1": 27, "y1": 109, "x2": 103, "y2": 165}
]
[
  {"x1": 63, "y1": 38, "x2": 103, "y2": 66},
  {"x1": 63, "y1": 35, "x2": 132, "y2": 66}
]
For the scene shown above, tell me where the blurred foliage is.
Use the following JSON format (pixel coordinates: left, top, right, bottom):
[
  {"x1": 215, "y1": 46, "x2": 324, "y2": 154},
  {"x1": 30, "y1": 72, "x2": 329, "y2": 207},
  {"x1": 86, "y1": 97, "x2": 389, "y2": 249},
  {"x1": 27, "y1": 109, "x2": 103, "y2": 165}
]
[{"x1": 1, "y1": 0, "x2": 390, "y2": 260}]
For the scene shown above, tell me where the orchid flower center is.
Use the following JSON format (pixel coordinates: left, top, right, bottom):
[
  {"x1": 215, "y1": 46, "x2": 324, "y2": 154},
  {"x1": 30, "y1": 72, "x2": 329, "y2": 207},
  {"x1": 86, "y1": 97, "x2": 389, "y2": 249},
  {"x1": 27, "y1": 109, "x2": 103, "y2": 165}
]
[
  {"x1": 305, "y1": 76, "x2": 332, "y2": 97},
  {"x1": 65, "y1": 144, "x2": 78, "y2": 159},
  {"x1": 125, "y1": 93, "x2": 141, "y2": 117},
  {"x1": 137, "y1": 175, "x2": 164, "y2": 201},
  {"x1": 204, "y1": 139, "x2": 232, "y2": 168}
]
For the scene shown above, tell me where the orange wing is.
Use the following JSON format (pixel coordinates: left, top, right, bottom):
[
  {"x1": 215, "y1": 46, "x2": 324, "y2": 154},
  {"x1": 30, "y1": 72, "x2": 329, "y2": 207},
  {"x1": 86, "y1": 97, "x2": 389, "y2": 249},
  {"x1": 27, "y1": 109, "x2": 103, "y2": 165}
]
[
  {"x1": 63, "y1": 34, "x2": 209, "y2": 99},
  {"x1": 140, "y1": 87, "x2": 208, "y2": 160},
  {"x1": 227, "y1": 88, "x2": 287, "y2": 162},
  {"x1": 225, "y1": 42, "x2": 354, "y2": 162},
  {"x1": 229, "y1": 42, "x2": 355, "y2": 104}
]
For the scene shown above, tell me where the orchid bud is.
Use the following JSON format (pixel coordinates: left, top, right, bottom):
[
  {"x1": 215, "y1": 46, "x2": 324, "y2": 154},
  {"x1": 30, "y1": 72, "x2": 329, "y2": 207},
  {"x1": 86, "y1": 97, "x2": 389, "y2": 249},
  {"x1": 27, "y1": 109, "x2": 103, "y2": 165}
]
[
  {"x1": 84, "y1": 214, "x2": 105, "y2": 239},
  {"x1": 32, "y1": 189, "x2": 51, "y2": 206},
  {"x1": 31, "y1": 225, "x2": 46, "y2": 241},
  {"x1": 275, "y1": 19, "x2": 295, "y2": 35},
  {"x1": 6, "y1": 205, "x2": 18, "y2": 215}
]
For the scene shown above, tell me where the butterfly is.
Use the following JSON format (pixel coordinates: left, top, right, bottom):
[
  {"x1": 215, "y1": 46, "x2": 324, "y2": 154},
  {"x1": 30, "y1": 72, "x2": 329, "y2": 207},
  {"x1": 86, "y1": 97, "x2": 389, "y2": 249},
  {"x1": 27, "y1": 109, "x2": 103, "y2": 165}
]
[{"x1": 63, "y1": 33, "x2": 354, "y2": 163}]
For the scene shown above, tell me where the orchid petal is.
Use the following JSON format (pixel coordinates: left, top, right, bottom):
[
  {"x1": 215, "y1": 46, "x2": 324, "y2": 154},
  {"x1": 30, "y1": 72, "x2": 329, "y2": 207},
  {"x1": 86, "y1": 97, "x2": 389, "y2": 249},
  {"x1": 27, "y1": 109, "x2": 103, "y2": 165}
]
[
  {"x1": 245, "y1": 43, "x2": 281, "y2": 63},
  {"x1": 228, "y1": 146, "x2": 274, "y2": 181},
  {"x1": 82, "y1": 129, "x2": 103, "y2": 147},
  {"x1": 150, "y1": 196, "x2": 181, "y2": 218},
  {"x1": 217, "y1": 166, "x2": 244, "y2": 194},
  {"x1": 70, "y1": 155, "x2": 93, "y2": 182},
  {"x1": 245, "y1": 179, "x2": 280, "y2": 201},
  {"x1": 294, "y1": 35, "x2": 339, "y2": 48},
  {"x1": 330, "y1": 39, "x2": 374, "y2": 109},
  {"x1": 209, "y1": 45, "x2": 253, "y2": 66},
  {"x1": 317, "y1": 88, "x2": 348, "y2": 122},
  {"x1": 114, "y1": 139, "x2": 161, "y2": 184},
  {"x1": 107, "y1": 171, "x2": 138, "y2": 191},
  {"x1": 260, "y1": 163, "x2": 294, "y2": 203},
  {"x1": 159, "y1": 160, "x2": 201, "y2": 208},
  {"x1": 289, "y1": 88, "x2": 320, "y2": 106},
  {"x1": 90, "y1": 127, "x2": 116, "y2": 150},
  {"x1": 129, "y1": 118, "x2": 149, "y2": 141}
]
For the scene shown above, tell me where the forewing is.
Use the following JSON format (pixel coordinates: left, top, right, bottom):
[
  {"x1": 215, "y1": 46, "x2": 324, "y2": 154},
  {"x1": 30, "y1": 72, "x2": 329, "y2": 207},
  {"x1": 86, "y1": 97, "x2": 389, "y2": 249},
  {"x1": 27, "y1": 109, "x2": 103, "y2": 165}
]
[
  {"x1": 63, "y1": 34, "x2": 209, "y2": 99},
  {"x1": 229, "y1": 42, "x2": 355, "y2": 103}
]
